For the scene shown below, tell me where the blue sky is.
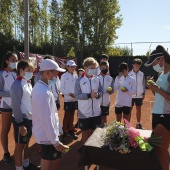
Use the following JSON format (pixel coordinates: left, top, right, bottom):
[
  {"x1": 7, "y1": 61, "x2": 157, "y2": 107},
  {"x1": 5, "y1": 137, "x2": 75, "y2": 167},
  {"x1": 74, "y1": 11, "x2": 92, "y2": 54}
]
[
  {"x1": 40, "y1": 0, "x2": 170, "y2": 55},
  {"x1": 115, "y1": 0, "x2": 170, "y2": 55}
]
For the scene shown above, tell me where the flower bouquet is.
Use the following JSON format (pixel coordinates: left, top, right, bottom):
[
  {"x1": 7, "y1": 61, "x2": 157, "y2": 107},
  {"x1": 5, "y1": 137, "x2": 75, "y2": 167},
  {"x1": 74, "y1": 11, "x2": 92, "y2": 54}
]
[{"x1": 103, "y1": 119, "x2": 162, "y2": 154}]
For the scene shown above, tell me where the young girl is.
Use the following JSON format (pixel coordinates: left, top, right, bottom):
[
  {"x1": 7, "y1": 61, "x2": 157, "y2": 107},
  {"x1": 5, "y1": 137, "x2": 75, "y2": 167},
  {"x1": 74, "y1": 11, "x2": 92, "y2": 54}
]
[
  {"x1": 145, "y1": 45, "x2": 170, "y2": 170},
  {"x1": 10, "y1": 60, "x2": 35, "y2": 170},
  {"x1": 0, "y1": 51, "x2": 18, "y2": 164}
]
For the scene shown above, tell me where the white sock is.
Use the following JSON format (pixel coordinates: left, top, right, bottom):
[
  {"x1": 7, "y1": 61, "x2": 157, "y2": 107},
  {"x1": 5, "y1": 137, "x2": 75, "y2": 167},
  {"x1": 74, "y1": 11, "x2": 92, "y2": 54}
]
[
  {"x1": 23, "y1": 158, "x2": 29, "y2": 167},
  {"x1": 16, "y1": 166, "x2": 24, "y2": 170},
  {"x1": 137, "y1": 122, "x2": 140, "y2": 125}
]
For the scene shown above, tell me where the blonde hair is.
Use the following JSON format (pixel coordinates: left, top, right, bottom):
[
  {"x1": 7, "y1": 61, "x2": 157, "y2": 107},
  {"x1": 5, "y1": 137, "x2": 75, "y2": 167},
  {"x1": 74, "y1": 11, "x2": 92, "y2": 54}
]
[{"x1": 83, "y1": 57, "x2": 99, "y2": 68}]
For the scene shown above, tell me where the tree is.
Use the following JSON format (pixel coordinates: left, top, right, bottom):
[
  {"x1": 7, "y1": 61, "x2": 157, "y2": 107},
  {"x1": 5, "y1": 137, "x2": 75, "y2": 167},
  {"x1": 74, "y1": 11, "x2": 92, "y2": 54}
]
[
  {"x1": 119, "y1": 46, "x2": 131, "y2": 56},
  {"x1": 29, "y1": 0, "x2": 41, "y2": 46},
  {"x1": 0, "y1": 0, "x2": 14, "y2": 38},
  {"x1": 107, "y1": 46, "x2": 131, "y2": 56},
  {"x1": 0, "y1": 0, "x2": 124, "y2": 58},
  {"x1": 86, "y1": 0, "x2": 122, "y2": 55},
  {"x1": 61, "y1": 0, "x2": 122, "y2": 57},
  {"x1": 49, "y1": 0, "x2": 63, "y2": 56},
  {"x1": 67, "y1": 47, "x2": 75, "y2": 57},
  {"x1": 39, "y1": 0, "x2": 49, "y2": 53},
  {"x1": 61, "y1": 0, "x2": 79, "y2": 56}
]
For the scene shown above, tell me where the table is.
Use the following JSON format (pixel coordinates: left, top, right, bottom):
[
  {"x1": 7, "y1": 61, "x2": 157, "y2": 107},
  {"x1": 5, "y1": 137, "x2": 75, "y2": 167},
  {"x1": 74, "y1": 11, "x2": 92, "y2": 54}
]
[{"x1": 78, "y1": 128, "x2": 163, "y2": 170}]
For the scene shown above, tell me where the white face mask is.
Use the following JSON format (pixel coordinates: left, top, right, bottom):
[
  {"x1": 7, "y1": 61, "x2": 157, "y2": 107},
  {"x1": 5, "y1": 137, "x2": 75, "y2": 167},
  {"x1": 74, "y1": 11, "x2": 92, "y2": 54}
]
[
  {"x1": 24, "y1": 72, "x2": 33, "y2": 80},
  {"x1": 153, "y1": 64, "x2": 164, "y2": 73},
  {"x1": 87, "y1": 68, "x2": 97, "y2": 76},
  {"x1": 10, "y1": 62, "x2": 17, "y2": 69}
]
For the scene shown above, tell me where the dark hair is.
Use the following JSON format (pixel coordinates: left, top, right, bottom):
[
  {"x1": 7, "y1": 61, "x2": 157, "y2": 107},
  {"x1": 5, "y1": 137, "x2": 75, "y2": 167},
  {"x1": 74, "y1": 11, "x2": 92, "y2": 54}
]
[
  {"x1": 78, "y1": 68, "x2": 85, "y2": 73},
  {"x1": 100, "y1": 61, "x2": 109, "y2": 67},
  {"x1": 152, "y1": 45, "x2": 170, "y2": 64},
  {"x1": 44, "y1": 55, "x2": 54, "y2": 60},
  {"x1": 17, "y1": 59, "x2": 30, "y2": 75},
  {"x1": 100, "y1": 54, "x2": 109, "y2": 61},
  {"x1": 118, "y1": 62, "x2": 128, "y2": 72},
  {"x1": 133, "y1": 58, "x2": 142, "y2": 65},
  {"x1": 3, "y1": 51, "x2": 17, "y2": 68}
]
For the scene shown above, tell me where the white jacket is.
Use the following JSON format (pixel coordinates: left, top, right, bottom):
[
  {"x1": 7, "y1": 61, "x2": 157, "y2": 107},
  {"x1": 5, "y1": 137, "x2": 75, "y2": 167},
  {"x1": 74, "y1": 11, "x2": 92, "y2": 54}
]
[
  {"x1": 60, "y1": 72, "x2": 78, "y2": 102},
  {"x1": 98, "y1": 74, "x2": 114, "y2": 106},
  {"x1": 128, "y1": 70, "x2": 145, "y2": 98},
  {"x1": 75, "y1": 75, "x2": 103, "y2": 118},
  {"x1": 0, "y1": 70, "x2": 16, "y2": 108},
  {"x1": 114, "y1": 75, "x2": 136, "y2": 107},
  {"x1": 31, "y1": 80, "x2": 61, "y2": 146}
]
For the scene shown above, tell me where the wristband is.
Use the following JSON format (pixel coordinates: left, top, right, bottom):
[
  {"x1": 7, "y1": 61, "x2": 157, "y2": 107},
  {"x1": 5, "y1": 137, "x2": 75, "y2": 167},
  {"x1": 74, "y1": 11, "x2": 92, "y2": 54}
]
[{"x1": 54, "y1": 141, "x2": 62, "y2": 147}]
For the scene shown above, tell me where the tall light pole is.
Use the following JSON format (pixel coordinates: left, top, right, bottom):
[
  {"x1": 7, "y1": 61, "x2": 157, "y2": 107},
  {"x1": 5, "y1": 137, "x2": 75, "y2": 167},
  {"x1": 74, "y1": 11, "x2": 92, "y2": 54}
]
[{"x1": 24, "y1": 0, "x2": 29, "y2": 59}]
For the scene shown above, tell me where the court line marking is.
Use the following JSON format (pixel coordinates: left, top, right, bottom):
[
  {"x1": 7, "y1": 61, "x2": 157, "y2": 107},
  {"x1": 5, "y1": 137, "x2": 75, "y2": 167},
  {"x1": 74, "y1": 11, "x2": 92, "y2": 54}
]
[{"x1": 109, "y1": 103, "x2": 115, "y2": 110}]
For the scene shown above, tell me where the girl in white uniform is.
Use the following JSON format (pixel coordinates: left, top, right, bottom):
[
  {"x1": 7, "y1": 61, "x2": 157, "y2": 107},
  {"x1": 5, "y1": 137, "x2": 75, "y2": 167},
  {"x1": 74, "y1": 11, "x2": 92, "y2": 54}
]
[{"x1": 0, "y1": 51, "x2": 18, "y2": 164}]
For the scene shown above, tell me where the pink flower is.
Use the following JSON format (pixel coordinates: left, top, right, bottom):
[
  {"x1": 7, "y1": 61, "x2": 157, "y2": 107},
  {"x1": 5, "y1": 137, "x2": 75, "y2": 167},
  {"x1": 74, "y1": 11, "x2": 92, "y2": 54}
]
[{"x1": 124, "y1": 119, "x2": 140, "y2": 148}]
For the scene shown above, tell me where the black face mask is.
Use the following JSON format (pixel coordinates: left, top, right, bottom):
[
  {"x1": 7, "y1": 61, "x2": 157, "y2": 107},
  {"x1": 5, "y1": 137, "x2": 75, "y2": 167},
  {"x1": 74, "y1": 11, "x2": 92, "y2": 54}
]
[{"x1": 101, "y1": 69, "x2": 108, "y2": 75}]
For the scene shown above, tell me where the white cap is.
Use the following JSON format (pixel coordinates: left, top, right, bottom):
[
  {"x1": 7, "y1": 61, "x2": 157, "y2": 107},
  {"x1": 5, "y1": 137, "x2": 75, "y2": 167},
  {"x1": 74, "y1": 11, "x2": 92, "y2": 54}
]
[
  {"x1": 39, "y1": 59, "x2": 66, "y2": 72},
  {"x1": 66, "y1": 60, "x2": 77, "y2": 66}
]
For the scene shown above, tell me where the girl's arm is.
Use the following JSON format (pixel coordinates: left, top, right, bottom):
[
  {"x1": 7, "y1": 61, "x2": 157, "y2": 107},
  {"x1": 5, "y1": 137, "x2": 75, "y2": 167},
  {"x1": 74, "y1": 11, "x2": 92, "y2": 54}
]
[
  {"x1": 0, "y1": 71, "x2": 10, "y2": 97},
  {"x1": 147, "y1": 75, "x2": 170, "y2": 100}
]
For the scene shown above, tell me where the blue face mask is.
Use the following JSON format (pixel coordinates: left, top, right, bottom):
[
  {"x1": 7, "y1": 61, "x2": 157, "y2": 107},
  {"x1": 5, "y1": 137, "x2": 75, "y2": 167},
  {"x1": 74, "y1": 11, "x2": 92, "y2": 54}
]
[
  {"x1": 24, "y1": 72, "x2": 33, "y2": 80},
  {"x1": 48, "y1": 77, "x2": 57, "y2": 86}
]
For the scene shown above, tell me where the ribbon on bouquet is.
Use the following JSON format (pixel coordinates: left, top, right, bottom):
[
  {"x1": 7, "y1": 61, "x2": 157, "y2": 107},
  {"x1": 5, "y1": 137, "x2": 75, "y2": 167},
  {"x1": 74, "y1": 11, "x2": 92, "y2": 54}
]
[{"x1": 135, "y1": 136, "x2": 153, "y2": 151}]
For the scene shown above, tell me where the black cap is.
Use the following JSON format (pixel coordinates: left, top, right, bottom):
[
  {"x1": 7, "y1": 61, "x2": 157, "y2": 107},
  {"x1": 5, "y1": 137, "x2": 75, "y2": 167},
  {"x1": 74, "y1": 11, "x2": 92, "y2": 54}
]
[{"x1": 145, "y1": 52, "x2": 163, "y2": 67}]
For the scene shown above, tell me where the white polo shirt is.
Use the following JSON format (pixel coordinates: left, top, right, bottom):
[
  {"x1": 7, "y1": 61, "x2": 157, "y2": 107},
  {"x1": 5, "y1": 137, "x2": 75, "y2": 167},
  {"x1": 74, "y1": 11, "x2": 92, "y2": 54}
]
[
  {"x1": 60, "y1": 72, "x2": 78, "y2": 102},
  {"x1": 114, "y1": 75, "x2": 136, "y2": 107},
  {"x1": 31, "y1": 80, "x2": 61, "y2": 146}
]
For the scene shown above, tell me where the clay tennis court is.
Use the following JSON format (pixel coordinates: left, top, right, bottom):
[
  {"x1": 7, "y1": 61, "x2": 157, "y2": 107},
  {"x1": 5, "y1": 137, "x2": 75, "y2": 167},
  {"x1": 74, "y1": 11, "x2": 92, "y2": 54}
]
[{"x1": 0, "y1": 90, "x2": 169, "y2": 170}]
